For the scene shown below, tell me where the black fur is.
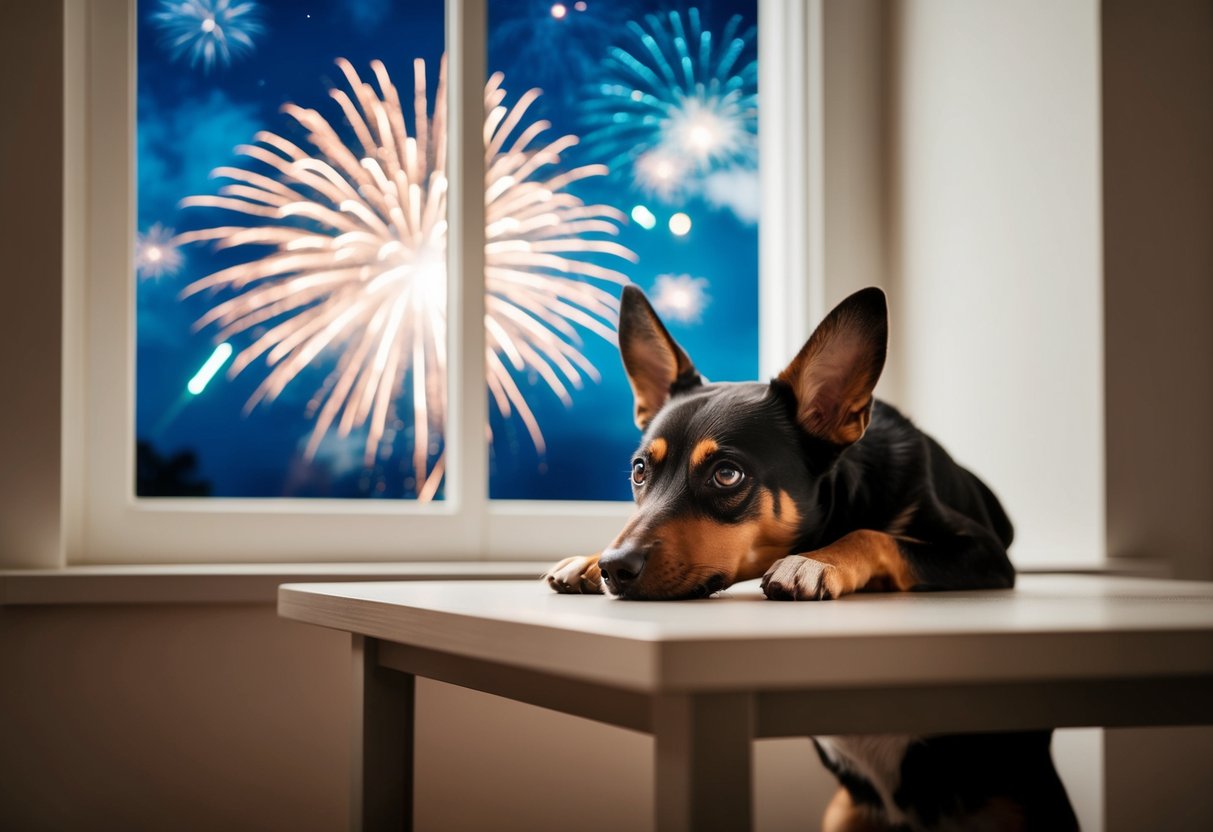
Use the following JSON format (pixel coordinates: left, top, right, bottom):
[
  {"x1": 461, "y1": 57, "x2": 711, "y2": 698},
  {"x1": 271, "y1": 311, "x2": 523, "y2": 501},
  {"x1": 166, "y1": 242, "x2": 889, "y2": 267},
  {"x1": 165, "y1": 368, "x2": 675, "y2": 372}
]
[
  {"x1": 894, "y1": 732, "x2": 1078, "y2": 830},
  {"x1": 812, "y1": 740, "x2": 886, "y2": 813},
  {"x1": 634, "y1": 381, "x2": 1017, "y2": 596},
  {"x1": 607, "y1": 283, "x2": 1017, "y2": 600},
  {"x1": 786, "y1": 393, "x2": 1018, "y2": 592},
  {"x1": 551, "y1": 286, "x2": 1076, "y2": 830},
  {"x1": 813, "y1": 733, "x2": 1078, "y2": 831}
]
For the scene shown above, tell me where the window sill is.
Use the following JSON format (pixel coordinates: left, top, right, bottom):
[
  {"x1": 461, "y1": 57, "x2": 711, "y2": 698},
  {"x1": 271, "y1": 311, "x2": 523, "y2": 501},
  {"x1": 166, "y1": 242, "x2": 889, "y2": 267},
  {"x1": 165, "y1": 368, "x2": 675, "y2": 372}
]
[
  {"x1": 0, "y1": 558, "x2": 1170, "y2": 607},
  {"x1": 0, "y1": 561, "x2": 551, "y2": 606}
]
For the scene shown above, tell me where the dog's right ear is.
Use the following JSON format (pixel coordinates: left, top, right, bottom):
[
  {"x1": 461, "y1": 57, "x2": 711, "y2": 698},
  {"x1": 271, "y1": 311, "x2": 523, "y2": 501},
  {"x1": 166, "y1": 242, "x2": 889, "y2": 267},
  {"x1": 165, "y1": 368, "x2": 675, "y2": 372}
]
[
  {"x1": 618, "y1": 285, "x2": 702, "y2": 430},
  {"x1": 778, "y1": 287, "x2": 888, "y2": 447}
]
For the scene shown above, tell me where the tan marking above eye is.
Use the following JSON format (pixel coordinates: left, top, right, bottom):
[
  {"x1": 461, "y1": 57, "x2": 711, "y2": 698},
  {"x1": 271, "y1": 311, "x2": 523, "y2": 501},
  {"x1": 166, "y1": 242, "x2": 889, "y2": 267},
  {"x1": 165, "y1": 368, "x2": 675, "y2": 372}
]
[
  {"x1": 690, "y1": 438, "x2": 719, "y2": 468},
  {"x1": 648, "y1": 437, "x2": 668, "y2": 463}
]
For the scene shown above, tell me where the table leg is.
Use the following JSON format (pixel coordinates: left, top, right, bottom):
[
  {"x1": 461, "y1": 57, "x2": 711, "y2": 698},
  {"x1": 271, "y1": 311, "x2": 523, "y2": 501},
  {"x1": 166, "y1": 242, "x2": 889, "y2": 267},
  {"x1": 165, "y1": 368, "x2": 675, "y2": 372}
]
[
  {"x1": 653, "y1": 693, "x2": 755, "y2": 832},
  {"x1": 351, "y1": 635, "x2": 414, "y2": 832}
]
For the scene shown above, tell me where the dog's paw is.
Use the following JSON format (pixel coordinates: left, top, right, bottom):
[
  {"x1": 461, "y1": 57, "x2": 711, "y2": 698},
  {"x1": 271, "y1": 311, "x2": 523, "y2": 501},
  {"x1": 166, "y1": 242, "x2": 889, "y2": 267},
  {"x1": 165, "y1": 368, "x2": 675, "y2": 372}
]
[
  {"x1": 544, "y1": 555, "x2": 603, "y2": 595},
  {"x1": 761, "y1": 556, "x2": 846, "y2": 601}
]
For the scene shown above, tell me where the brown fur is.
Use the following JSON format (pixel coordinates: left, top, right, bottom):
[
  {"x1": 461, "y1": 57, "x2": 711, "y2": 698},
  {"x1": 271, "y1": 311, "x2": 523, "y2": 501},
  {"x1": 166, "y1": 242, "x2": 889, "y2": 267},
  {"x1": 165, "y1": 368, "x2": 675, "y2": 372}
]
[
  {"x1": 618, "y1": 296, "x2": 698, "y2": 429},
  {"x1": 618, "y1": 489, "x2": 801, "y2": 599},
  {"x1": 803, "y1": 530, "x2": 917, "y2": 593},
  {"x1": 689, "y1": 437, "x2": 719, "y2": 468},
  {"x1": 777, "y1": 296, "x2": 886, "y2": 447},
  {"x1": 762, "y1": 531, "x2": 917, "y2": 601},
  {"x1": 648, "y1": 437, "x2": 668, "y2": 463},
  {"x1": 822, "y1": 789, "x2": 899, "y2": 832}
]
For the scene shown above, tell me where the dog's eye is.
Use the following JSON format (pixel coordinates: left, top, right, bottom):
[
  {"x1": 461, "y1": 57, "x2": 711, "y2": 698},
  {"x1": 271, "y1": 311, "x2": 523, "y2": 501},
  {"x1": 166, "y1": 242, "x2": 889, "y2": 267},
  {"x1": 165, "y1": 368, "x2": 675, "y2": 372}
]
[
  {"x1": 631, "y1": 460, "x2": 647, "y2": 486},
  {"x1": 713, "y1": 466, "x2": 743, "y2": 488}
]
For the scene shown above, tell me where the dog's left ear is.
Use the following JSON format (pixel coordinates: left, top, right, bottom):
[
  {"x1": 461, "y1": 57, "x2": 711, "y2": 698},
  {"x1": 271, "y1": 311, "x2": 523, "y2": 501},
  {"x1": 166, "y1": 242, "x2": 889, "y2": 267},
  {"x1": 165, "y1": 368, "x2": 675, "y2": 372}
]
[
  {"x1": 618, "y1": 285, "x2": 702, "y2": 429},
  {"x1": 778, "y1": 287, "x2": 888, "y2": 446}
]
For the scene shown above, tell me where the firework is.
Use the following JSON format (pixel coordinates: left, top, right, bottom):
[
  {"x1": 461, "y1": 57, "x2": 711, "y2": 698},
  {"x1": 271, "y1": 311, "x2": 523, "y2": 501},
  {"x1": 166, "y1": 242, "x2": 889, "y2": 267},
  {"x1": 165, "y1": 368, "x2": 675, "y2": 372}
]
[
  {"x1": 150, "y1": 0, "x2": 263, "y2": 72},
  {"x1": 177, "y1": 57, "x2": 635, "y2": 500},
  {"x1": 651, "y1": 274, "x2": 710, "y2": 324},
  {"x1": 581, "y1": 8, "x2": 758, "y2": 200},
  {"x1": 490, "y1": 0, "x2": 626, "y2": 108},
  {"x1": 136, "y1": 223, "x2": 184, "y2": 279},
  {"x1": 633, "y1": 149, "x2": 692, "y2": 201}
]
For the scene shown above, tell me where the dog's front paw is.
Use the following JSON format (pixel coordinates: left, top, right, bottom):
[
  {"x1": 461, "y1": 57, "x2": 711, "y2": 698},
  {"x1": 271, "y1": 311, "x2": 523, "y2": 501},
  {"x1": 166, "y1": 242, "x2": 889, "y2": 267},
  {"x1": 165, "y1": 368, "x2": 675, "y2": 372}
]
[
  {"x1": 761, "y1": 556, "x2": 846, "y2": 601},
  {"x1": 544, "y1": 555, "x2": 603, "y2": 595}
]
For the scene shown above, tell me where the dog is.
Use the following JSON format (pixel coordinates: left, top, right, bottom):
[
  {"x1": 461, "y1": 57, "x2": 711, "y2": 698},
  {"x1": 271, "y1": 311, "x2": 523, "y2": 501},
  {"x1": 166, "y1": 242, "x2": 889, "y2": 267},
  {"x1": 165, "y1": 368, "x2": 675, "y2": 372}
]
[{"x1": 544, "y1": 286, "x2": 1078, "y2": 830}]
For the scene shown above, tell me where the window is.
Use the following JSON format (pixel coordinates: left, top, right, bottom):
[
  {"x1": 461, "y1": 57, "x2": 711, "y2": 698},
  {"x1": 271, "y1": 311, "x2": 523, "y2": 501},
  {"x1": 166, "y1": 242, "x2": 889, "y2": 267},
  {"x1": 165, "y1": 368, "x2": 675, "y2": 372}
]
[
  {"x1": 135, "y1": 0, "x2": 451, "y2": 501},
  {"x1": 74, "y1": 0, "x2": 806, "y2": 562},
  {"x1": 134, "y1": 0, "x2": 759, "y2": 505},
  {"x1": 38, "y1": 2, "x2": 1107, "y2": 571},
  {"x1": 485, "y1": 1, "x2": 760, "y2": 500}
]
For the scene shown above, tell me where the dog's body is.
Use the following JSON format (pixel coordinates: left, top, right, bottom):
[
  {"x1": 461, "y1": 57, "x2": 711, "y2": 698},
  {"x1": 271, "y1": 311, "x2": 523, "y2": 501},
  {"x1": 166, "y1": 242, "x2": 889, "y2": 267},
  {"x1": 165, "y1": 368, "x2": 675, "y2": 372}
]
[{"x1": 545, "y1": 286, "x2": 1077, "y2": 830}]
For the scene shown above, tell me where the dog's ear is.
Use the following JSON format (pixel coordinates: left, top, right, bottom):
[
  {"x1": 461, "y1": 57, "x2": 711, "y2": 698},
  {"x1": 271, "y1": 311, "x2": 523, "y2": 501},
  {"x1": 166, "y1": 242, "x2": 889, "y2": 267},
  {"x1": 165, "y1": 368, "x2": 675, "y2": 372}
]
[
  {"x1": 778, "y1": 287, "x2": 888, "y2": 446},
  {"x1": 618, "y1": 285, "x2": 702, "y2": 429}
]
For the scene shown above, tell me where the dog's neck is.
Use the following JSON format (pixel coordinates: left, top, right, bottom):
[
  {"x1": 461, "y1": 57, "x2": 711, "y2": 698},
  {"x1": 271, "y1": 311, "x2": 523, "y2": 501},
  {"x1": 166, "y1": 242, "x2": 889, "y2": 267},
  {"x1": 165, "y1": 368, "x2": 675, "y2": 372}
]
[{"x1": 802, "y1": 439, "x2": 888, "y2": 551}]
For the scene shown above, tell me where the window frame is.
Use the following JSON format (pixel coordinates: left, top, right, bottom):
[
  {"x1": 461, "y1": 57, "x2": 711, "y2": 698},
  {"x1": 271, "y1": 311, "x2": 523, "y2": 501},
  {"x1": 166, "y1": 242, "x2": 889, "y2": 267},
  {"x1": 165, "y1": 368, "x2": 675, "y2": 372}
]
[{"x1": 64, "y1": 0, "x2": 815, "y2": 564}]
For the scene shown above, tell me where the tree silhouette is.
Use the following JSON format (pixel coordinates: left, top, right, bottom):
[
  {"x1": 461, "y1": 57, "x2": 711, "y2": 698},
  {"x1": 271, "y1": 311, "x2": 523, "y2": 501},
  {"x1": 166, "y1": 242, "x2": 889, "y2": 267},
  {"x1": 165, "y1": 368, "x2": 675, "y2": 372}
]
[{"x1": 136, "y1": 440, "x2": 213, "y2": 497}]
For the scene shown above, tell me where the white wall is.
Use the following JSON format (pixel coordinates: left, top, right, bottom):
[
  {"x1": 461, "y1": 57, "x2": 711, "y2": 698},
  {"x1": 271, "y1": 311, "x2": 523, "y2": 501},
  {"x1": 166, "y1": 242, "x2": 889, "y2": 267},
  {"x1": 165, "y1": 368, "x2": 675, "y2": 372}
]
[
  {"x1": 821, "y1": 0, "x2": 889, "y2": 310},
  {"x1": 886, "y1": 0, "x2": 1105, "y2": 567}
]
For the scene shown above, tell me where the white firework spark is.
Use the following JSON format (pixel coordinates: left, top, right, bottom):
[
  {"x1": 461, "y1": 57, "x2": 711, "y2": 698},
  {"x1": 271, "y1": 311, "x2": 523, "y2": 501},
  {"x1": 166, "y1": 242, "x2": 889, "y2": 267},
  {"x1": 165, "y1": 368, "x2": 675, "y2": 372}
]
[
  {"x1": 177, "y1": 57, "x2": 635, "y2": 500},
  {"x1": 150, "y1": 0, "x2": 263, "y2": 72},
  {"x1": 136, "y1": 223, "x2": 184, "y2": 279},
  {"x1": 650, "y1": 274, "x2": 710, "y2": 324},
  {"x1": 581, "y1": 8, "x2": 758, "y2": 200},
  {"x1": 633, "y1": 149, "x2": 692, "y2": 201}
]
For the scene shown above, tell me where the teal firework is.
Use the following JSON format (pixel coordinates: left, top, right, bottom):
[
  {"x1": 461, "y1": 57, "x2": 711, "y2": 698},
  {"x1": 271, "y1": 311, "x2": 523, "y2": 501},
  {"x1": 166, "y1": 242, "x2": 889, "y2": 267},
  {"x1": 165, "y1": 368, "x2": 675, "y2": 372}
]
[
  {"x1": 150, "y1": 0, "x2": 263, "y2": 72},
  {"x1": 580, "y1": 8, "x2": 758, "y2": 201}
]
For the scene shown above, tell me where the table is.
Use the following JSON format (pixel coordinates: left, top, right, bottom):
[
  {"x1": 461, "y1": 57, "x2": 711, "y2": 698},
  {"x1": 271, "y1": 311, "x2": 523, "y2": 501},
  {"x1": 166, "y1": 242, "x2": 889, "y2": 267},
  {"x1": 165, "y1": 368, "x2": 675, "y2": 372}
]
[{"x1": 278, "y1": 574, "x2": 1213, "y2": 831}]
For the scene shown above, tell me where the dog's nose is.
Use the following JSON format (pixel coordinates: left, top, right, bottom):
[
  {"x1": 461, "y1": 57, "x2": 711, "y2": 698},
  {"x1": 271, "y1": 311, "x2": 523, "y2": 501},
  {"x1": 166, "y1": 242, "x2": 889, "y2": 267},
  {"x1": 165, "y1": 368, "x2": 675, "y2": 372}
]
[{"x1": 599, "y1": 543, "x2": 650, "y2": 594}]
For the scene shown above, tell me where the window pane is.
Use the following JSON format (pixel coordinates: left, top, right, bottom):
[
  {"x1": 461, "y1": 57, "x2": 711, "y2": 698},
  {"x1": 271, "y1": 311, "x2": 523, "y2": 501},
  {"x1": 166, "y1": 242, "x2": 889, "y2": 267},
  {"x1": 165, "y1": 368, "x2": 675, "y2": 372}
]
[
  {"x1": 135, "y1": 0, "x2": 448, "y2": 499},
  {"x1": 486, "y1": 1, "x2": 760, "y2": 500}
]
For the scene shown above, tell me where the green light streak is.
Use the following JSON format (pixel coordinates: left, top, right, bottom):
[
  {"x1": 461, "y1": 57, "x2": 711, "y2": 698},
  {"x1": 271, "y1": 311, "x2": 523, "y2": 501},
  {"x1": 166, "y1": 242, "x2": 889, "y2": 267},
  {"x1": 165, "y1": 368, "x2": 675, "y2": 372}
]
[
  {"x1": 187, "y1": 342, "x2": 233, "y2": 395},
  {"x1": 630, "y1": 204, "x2": 657, "y2": 230}
]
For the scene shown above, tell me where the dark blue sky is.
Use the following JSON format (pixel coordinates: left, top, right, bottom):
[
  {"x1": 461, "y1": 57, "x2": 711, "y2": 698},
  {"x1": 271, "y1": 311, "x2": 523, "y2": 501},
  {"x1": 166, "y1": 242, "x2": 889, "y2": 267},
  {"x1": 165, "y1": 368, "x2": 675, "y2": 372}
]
[{"x1": 136, "y1": 0, "x2": 758, "y2": 501}]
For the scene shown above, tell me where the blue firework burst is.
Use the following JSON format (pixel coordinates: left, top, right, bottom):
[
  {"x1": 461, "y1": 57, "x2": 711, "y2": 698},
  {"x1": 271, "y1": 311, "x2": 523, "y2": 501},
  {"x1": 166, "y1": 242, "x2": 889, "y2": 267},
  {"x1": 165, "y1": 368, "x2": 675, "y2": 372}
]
[
  {"x1": 150, "y1": 0, "x2": 263, "y2": 73},
  {"x1": 581, "y1": 8, "x2": 758, "y2": 200}
]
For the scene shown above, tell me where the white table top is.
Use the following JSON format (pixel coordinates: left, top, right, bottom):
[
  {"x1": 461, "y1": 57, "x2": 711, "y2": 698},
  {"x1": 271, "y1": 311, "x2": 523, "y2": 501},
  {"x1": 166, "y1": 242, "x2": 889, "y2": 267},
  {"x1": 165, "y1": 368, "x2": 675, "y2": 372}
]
[{"x1": 278, "y1": 574, "x2": 1213, "y2": 693}]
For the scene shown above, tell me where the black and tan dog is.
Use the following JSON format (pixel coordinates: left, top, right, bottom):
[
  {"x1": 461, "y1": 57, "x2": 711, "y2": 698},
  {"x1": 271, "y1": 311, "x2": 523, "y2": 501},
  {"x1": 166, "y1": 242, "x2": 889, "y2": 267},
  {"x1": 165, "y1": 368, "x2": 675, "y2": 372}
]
[{"x1": 544, "y1": 286, "x2": 1077, "y2": 830}]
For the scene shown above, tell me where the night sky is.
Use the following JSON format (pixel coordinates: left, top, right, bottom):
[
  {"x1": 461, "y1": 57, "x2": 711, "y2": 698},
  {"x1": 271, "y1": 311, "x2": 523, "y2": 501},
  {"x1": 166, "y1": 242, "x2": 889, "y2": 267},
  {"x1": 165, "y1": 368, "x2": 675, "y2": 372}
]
[{"x1": 136, "y1": 0, "x2": 758, "y2": 502}]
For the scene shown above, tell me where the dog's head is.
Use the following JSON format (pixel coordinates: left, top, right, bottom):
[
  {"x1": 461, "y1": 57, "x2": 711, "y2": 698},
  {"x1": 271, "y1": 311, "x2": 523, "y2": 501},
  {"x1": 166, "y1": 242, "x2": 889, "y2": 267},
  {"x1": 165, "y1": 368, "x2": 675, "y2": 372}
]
[{"x1": 600, "y1": 285, "x2": 888, "y2": 599}]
